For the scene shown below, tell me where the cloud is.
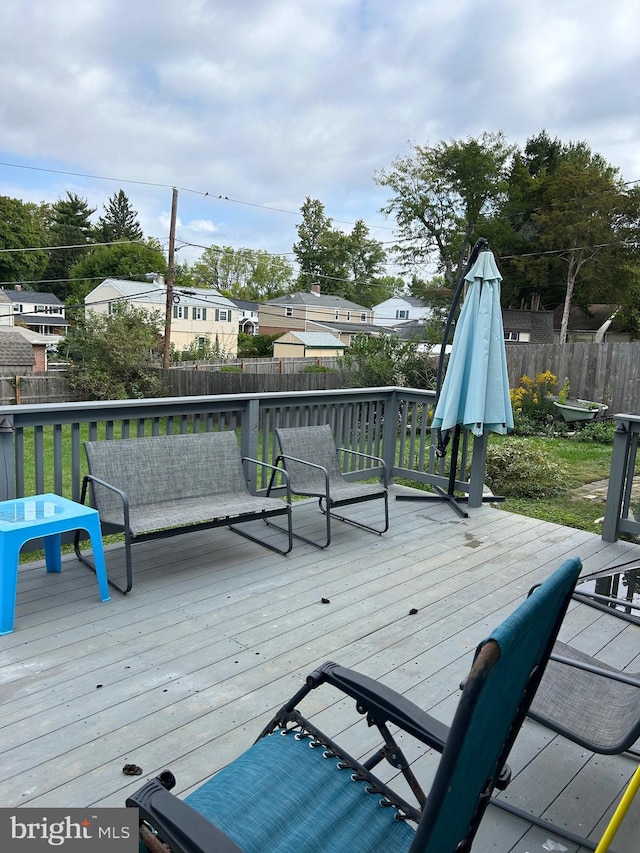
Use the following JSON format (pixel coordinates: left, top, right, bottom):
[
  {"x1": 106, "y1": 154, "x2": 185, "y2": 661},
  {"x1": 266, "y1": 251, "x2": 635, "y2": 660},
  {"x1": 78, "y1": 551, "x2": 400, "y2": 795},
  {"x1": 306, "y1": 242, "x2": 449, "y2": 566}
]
[{"x1": 0, "y1": 0, "x2": 639, "y2": 265}]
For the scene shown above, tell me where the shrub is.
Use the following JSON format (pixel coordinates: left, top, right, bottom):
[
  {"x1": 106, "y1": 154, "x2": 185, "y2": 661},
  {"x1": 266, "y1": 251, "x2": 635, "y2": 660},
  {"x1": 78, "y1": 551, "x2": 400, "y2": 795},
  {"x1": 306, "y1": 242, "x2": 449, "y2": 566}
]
[
  {"x1": 509, "y1": 371, "x2": 559, "y2": 434},
  {"x1": 301, "y1": 365, "x2": 336, "y2": 373},
  {"x1": 485, "y1": 441, "x2": 566, "y2": 498},
  {"x1": 219, "y1": 365, "x2": 243, "y2": 373},
  {"x1": 571, "y1": 419, "x2": 616, "y2": 444}
]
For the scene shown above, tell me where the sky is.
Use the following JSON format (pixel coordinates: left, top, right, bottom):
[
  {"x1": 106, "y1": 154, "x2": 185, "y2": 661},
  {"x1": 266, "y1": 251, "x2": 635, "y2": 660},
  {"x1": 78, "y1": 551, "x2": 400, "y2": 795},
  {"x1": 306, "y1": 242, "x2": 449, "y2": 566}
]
[{"x1": 1, "y1": 0, "x2": 639, "y2": 281}]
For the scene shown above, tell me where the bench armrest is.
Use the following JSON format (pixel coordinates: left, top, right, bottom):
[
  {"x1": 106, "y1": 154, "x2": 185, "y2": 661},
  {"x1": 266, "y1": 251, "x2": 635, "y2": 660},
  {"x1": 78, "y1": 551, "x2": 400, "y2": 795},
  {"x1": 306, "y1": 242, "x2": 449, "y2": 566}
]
[
  {"x1": 81, "y1": 473, "x2": 131, "y2": 528},
  {"x1": 549, "y1": 652, "x2": 640, "y2": 687}
]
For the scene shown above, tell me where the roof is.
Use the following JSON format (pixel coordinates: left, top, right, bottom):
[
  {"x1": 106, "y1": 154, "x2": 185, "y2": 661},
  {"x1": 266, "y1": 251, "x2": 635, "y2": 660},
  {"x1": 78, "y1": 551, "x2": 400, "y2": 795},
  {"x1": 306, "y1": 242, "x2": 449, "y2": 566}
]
[
  {"x1": 88, "y1": 279, "x2": 236, "y2": 310},
  {"x1": 230, "y1": 299, "x2": 259, "y2": 311},
  {"x1": 0, "y1": 289, "x2": 64, "y2": 306},
  {"x1": 552, "y1": 304, "x2": 623, "y2": 332},
  {"x1": 0, "y1": 327, "x2": 36, "y2": 365},
  {"x1": 265, "y1": 291, "x2": 369, "y2": 312},
  {"x1": 311, "y1": 320, "x2": 393, "y2": 337},
  {"x1": 374, "y1": 295, "x2": 428, "y2": 308},
  {"x1": 278, "y1": 332, "x2": 346, "y2": 349},
  {"x1": 19, "y1": 313, "x2": 69, "y2": 327}
]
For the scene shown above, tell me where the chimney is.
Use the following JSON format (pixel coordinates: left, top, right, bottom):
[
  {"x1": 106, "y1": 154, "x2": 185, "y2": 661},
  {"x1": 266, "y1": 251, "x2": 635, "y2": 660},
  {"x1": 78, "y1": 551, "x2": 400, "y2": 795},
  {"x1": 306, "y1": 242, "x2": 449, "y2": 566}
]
[
  {"x1": 310, "y1": 283, "x2": 321, "y2": 296},
  {"x1": 14, "y1": 284, "x2": 22, "y2": 291}
]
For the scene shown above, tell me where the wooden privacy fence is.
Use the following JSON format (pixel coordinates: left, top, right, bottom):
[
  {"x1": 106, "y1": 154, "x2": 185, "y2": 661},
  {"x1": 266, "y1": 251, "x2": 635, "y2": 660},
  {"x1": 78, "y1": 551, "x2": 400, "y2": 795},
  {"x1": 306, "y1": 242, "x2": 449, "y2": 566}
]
[
  {"x1": 157, "y1": 369, "x2": 346, "y2": 396},
  {"x1": 504, "y1": 341, "x2": 640, "y2": 415}
]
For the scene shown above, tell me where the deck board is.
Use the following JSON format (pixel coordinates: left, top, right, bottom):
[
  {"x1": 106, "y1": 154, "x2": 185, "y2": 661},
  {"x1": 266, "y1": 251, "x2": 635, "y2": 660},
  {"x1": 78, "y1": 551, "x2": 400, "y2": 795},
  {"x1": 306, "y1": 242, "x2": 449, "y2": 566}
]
[{"x1": 1, "y1": 485, "x2": 639, "y2": 852}]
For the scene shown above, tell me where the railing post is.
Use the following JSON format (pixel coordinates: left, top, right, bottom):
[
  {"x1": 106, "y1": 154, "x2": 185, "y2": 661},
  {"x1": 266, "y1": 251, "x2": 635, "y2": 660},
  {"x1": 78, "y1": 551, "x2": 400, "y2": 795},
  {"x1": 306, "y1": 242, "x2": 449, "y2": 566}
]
[
  {"x1": 468, "y1": 432, "x2": 489, "y2": 508},
  {"x1": 0, "y1": 416, "x2": 15, "y2": 501},
  {"x1": 382, "y1": 390, "x2": 400, "y2": 485},
  {"x1": 602, "y1": 417, "x2": 632, "y2": 542},
  {"x1": 242, "y1": 398, "x2": 260, "y2": 493}
]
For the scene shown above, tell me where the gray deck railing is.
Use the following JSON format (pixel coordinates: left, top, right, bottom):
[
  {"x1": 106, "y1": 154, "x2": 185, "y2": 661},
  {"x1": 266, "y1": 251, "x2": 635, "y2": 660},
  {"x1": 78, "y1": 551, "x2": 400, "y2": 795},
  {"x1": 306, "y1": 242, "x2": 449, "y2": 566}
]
[
  {"x1": 0, "y1": 387, "x2": 488, "y2": 554},
  {"x1": 602, "y1": 414, "x2": 640, "y2": 542}
]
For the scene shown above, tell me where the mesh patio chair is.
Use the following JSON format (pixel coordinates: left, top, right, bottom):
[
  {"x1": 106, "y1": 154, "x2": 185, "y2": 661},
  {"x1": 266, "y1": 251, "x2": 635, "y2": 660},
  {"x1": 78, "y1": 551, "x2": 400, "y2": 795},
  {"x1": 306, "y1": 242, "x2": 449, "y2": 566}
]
[
  {"x1": 127, "y1": 557, "x2": 582, "y2": 853},
  {"x1": 268, "y1": 424, "x2": 389, "y2": 547},
  {"x1": 491, "y1": 588, "x2": 640, "y2": 849}
]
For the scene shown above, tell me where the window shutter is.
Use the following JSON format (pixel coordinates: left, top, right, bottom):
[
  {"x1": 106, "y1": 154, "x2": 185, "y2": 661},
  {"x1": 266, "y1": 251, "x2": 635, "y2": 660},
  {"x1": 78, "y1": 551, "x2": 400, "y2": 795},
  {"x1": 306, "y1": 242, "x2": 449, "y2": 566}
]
[
  {"x1": 173, "y1": 305, "x2": 178, "y2": 319},
  {"x1": 215, "y1": 308, "x2": 219, "y2": 321}
]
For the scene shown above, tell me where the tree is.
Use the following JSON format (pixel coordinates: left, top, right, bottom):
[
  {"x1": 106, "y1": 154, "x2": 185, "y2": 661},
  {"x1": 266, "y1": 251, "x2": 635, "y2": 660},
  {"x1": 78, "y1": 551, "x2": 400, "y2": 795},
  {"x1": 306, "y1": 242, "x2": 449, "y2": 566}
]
[
  {"x1": 94, "y1": 190, "x2": 144, "y2": 242},
  {"x1": 64, "y1": 303, "x2": 164, "y2": 400},
  {"x1": 67, "y1": 240, "x2": 168, "y2": 306},
  {"x1": 237, "y1": 331, "x2": 280, "y2": 358},
  {"x1": 492, "y1": 133, "x2": 640, "y2": 339},
  {"x1": 293, "y1": 197, "x2": 350, "y2": 295},
  {"x1": 339, "y1": 333, "x2": 439, "y2": 389},
  {"x1": 293, "y1": 198, "x2": 388, "y2": 301},
  {"x1": 0, "y1": 196, "x2": 49, "y2": 284},
  {"x1": 190, "y1": 245, "x2": 294, "y2": 300},
  {"x1": 42, "y1": 192, "x2": 96, "y2": 298},
  {"x1": 375, "y1": 133, "x2": 513, "y2": 287}
]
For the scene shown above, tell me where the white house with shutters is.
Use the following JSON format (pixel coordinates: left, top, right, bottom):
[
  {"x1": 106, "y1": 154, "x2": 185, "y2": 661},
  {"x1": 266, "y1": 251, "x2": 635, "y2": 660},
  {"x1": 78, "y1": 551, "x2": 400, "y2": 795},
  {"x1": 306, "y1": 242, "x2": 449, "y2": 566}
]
[
  {"x1": 84, "y1": 279, "x2": 238, "y2": 356},
  {"x1": 372, "y1": 295, "x2": 433, "y2": 328}
]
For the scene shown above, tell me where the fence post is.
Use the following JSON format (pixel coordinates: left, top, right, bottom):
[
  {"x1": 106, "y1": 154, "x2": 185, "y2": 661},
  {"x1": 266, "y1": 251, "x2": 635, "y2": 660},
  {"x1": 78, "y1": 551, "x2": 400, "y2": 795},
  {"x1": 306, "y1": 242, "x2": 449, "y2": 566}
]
[
  {"x1": 382, "y1": 390, "x2": 400, "y2": 485},
  {"x1": 0, "y1": 416, "x2": 15, "y2": 501}
]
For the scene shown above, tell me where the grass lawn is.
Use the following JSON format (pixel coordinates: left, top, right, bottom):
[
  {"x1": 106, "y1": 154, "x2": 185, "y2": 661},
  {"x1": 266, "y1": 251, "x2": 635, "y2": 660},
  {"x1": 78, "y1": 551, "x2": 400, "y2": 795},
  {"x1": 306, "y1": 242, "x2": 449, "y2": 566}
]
[{"x1": 489, "y1": 431, "x2": 614, "y2": 532}]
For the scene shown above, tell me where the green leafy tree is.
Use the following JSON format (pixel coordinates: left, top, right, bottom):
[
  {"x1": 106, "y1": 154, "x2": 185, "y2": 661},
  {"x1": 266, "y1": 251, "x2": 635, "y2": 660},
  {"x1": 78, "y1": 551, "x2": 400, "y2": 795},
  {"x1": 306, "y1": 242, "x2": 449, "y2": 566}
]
[
  {"x1": 375, "y1": 132, "x2": 513, "y2": 287},
  {"x1": 293, "y1": 197, "x2": 351, "y2": 295},
  {"x1": 237, "y1": 331, "x2": 280, "y2": 358},
  {"x1": 42, "y1": 192, "x2": 96, "y2": 298},
  {"x1": 0, "y1": 196, "x2": 49, "y2": 283},
  {"x1": 94, "y1": 190, "x2": 144, "y2": 242},
  {"x1": 64, "y1": 303, "x2": 164, "y2": 400},
  {"x1": 67, "y1": 240, "x2": 168, "y2": 305},
  {"x1": 339, "y1": 333, "x2": 438, "y2": 389},
  {"x1": 293, "y1": 198, "x2": 388, "y2": 301},
  {"x1": 191, "y1": 245, "x2": 294, "y2": 300},
  {"x1": 492, "y1": 133, "x2": 640, "y2": 338}
]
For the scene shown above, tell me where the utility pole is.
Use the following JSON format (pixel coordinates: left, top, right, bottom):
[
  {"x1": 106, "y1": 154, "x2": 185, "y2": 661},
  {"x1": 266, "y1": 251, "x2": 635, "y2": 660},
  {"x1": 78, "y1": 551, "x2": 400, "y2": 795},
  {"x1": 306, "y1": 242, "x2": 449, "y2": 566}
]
[{"x1": 163, "y1": 187, "x2": 179, "y2": 369}]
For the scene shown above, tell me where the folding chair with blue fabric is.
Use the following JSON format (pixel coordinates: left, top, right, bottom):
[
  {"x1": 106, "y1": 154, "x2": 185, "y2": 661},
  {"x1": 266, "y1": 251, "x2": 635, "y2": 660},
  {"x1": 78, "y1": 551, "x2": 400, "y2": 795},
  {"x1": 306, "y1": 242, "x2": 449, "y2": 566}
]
[{"x1": 127, "y1": 556, "x2": 582, "y2": 853}]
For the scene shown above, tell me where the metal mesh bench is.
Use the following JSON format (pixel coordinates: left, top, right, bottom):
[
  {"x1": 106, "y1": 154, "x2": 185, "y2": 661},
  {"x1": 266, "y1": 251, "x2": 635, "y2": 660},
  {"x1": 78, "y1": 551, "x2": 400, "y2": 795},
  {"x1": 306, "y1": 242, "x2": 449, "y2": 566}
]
[{"x1": 74, "y1": 431, "x2": 292, "y2": 593}]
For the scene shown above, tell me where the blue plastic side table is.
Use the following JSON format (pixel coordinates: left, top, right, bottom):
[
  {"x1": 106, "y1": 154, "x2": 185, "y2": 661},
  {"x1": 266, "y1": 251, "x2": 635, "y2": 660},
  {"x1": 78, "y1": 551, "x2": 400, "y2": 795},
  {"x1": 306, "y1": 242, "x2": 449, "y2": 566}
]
[{"x1": 0, "y1": 493, "x2": 111, "y2": 635}]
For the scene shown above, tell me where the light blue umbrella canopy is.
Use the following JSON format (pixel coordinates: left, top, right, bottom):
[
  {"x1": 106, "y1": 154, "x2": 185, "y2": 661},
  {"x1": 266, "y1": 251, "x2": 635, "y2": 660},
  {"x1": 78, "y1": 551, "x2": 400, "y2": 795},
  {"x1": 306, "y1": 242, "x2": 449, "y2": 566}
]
[{"x1": 432, "y1": 250, "x2": 514, "y2": 437}]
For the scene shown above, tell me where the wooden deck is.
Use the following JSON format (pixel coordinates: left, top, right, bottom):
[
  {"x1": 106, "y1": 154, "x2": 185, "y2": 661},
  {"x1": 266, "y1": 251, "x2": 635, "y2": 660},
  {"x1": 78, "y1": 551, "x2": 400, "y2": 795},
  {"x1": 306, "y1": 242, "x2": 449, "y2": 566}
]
[{"x1": 1, "y1": 485, "x2": 639, "y2": 852}]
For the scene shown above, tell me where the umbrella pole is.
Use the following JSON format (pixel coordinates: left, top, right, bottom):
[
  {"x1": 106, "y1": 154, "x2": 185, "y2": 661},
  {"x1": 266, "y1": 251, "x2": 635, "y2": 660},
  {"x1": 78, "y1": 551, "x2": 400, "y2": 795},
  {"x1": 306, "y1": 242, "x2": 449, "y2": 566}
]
[{"x1": 396, "y1": 238, "x2": 490, "y2": 517}]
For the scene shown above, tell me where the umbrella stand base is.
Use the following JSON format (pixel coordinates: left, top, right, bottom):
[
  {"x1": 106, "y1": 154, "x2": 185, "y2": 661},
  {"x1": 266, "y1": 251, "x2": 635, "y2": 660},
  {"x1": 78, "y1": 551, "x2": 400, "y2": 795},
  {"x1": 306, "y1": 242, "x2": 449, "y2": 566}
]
[{"x1": 396, "y1": 489, "x2": 505, "y2": 520}]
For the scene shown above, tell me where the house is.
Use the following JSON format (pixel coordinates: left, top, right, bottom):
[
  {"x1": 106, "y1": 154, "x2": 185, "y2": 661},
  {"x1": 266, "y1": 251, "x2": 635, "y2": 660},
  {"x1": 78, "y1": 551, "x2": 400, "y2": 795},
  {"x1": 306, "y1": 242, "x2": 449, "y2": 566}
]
[
  {"x1": 551, "y1": 304, "x2": 631, "y2": 343},
  {"x1": 231, "y1": 299, "x2": 259, "y2": 335},
  {"x1": 259, "y1": 284, "x2": 384, "y2": 345},
  {"x1": 502, "y1": 309, "x2": 554, "y2": 343},
  {"x1": 272, "y1": 331, "x2": 346, "y2": 359},
  {"x1": 0, "y1": 287, "x2": 68, "y2": 349},
  {"x1": 84, "y1": 279, "x2": 238, "y2": 357},
  {"x1": 372, "y1": 295, "x2": 433, "y2": 327}
]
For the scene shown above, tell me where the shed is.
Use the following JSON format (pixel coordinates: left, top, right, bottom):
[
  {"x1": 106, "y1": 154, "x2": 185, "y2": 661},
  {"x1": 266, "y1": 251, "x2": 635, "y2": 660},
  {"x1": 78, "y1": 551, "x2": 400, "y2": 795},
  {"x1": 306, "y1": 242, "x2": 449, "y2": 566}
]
[
  {"x1": 273, "y1": 331, "x2": 346, "y2": 359},
  {"x1": 0, "y1": 327, "x2": 35, "y2": 374}
]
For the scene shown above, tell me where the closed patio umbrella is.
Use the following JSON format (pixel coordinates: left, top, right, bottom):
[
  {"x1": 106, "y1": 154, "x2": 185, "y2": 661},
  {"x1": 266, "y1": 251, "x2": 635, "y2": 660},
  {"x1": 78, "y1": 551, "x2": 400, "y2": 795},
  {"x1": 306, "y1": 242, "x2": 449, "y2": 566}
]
[
  {"x1": 432, "y1": 247, "x2": 513, "y2": 440},
  {"x1": 398, "y1": 238, "x2": 513, "y2": 517}
]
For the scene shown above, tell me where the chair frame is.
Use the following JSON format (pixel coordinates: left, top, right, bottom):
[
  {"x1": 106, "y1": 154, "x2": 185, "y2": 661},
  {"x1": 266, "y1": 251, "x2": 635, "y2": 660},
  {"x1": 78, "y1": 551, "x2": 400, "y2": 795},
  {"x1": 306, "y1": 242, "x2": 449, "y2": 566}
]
[
  {"x1": 267, "y1": 425, "x2": 389, "y2": 548},
  {"x1": 491, "y1": 587, "x2": 640, "y2": 850},
  {"x1": 127, "y1": 558, "x2": 583, "y2": 853}
]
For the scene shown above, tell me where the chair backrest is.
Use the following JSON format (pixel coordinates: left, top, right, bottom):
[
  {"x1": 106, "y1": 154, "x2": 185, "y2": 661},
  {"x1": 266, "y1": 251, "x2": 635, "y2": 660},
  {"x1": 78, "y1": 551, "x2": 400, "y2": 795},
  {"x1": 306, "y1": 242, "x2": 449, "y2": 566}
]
[
  {"x1": 275, "y1": 425, "x2": 344, "y2": 490},
  {"x1": 411, "y1": 556, "x2": 583, "y2": 853}
]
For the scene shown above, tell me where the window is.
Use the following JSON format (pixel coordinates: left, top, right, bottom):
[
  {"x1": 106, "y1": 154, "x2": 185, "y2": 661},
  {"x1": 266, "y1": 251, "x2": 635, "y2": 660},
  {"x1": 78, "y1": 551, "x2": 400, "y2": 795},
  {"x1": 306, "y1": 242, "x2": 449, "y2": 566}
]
[
  {"x1": 197, "y1": 336, "x2": 206, "y2": 348},
  {"x1": 395, "y1": 309, "x2": 409, "y2": 320},
  {"x1": 335, "y1": 309, "x2": 340, "y2": 320},
  {"x1": 173, "y1": 305, "x2": 189, "y2": 319},
  {"x1": 504, "y1": 331, "x2": 520, "y2": 342},
  {"x1": 215, "y1": 309, "x2": 230, "y2": 321},
  {"x1": 13, "y1": 304, "x2": 22, "y2": 314},
  {"x1": 285, "y1": 307, "x2": 293, "y2": 317},
  {"x1": 107, "y1": 302, "x2": 115, "y2": 315},
  {"x1": 360, "y1": 313, "x2": 367, "y2": 323},
  {"x1": 346, "y1": 311, "x2": 351, "y2": 321},
  {"x1": 193, "y1": 307, "x2": 207, "y2": 321}
]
